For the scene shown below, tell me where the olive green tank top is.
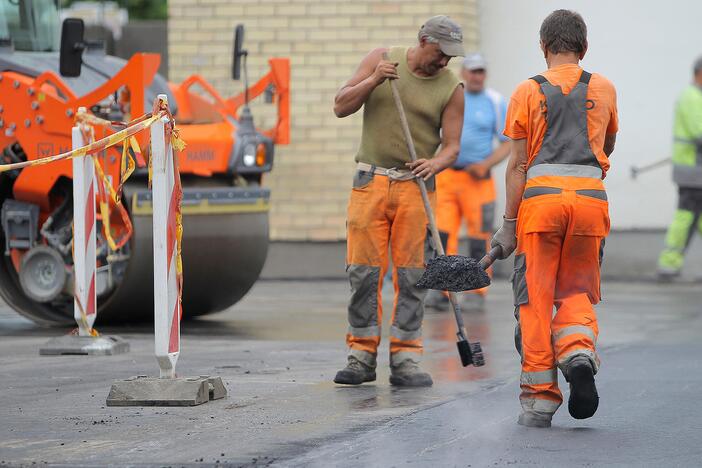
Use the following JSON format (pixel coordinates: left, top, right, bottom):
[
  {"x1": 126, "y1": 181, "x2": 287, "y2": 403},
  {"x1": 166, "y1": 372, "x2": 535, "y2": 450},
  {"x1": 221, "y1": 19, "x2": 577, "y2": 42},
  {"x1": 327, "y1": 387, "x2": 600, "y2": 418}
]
[{"x1": 355, "y1": 46, "x2": 460, "y2": 168}]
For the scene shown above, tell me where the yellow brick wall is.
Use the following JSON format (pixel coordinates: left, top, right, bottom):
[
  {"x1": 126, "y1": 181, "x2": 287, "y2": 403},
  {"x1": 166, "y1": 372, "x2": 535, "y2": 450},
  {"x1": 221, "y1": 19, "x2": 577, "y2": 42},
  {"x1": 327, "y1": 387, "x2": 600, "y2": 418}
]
[{"x1": 169, "y1": 0, "x2": 480, "y2": 240}]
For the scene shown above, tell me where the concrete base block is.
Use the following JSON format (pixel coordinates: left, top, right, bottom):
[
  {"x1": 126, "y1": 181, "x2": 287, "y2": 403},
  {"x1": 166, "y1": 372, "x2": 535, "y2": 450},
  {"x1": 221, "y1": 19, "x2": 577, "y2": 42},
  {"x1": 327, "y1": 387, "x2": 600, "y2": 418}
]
[
  {"x1": 39, "y1": 335, "x2": 130, "y2": 356},
  {"x1": 106, "y1": 375, "x2": 227, "y2": 407}
]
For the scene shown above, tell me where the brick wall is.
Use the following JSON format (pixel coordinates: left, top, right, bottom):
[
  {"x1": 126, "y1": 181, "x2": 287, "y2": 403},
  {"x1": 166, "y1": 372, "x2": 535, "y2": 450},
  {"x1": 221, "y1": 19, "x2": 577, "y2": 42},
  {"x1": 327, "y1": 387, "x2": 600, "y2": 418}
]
[{"x1": 169, "y1": 0, "x2": 480, "y2": 240}]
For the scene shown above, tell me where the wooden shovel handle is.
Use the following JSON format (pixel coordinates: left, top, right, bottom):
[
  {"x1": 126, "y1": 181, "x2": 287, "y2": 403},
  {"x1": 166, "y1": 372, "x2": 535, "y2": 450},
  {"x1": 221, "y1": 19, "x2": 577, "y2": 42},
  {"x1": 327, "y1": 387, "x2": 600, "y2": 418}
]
[{"x1": 478, "y1": 246, "x2": 503, "y2": 270}]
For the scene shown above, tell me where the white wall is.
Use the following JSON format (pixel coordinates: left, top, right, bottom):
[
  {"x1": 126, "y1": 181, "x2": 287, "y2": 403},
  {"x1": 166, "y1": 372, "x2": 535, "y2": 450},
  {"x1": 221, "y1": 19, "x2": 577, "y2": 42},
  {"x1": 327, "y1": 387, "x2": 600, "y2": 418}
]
[{"x1": 478, "y1": 0, "x2": 702, "y2": 229}]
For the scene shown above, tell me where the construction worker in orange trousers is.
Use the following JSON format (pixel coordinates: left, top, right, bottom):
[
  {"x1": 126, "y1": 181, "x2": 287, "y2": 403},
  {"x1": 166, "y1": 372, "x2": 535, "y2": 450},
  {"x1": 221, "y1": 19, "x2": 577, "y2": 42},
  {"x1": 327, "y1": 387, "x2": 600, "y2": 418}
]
[
  {"x1": 426, "y1": 53, "x2": 511, "y2": 312},
  {"x1": 491, "y1": 10, "x2": 618, "y2": 428},
  {"x1": 331, "y1": 16, "x2": 465, "y2": 387}
]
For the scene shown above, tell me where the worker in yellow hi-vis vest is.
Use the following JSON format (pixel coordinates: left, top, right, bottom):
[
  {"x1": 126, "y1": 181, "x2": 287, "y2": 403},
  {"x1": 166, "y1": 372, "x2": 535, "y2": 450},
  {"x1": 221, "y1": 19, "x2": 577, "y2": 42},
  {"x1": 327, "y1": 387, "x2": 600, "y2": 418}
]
[{"x1": 657, "y1": 57, "x2": 702, "y2": 279}]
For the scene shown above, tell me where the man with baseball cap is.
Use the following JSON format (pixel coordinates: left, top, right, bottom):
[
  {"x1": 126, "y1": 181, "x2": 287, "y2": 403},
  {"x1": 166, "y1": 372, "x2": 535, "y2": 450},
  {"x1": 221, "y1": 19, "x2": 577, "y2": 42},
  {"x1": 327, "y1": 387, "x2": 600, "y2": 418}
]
[
  {"x1": 332, "y1": 16, "x2": 464, "y2": 387},
  {"x1": 426, "y1": 52, "x2": 510, "y2": 312}
]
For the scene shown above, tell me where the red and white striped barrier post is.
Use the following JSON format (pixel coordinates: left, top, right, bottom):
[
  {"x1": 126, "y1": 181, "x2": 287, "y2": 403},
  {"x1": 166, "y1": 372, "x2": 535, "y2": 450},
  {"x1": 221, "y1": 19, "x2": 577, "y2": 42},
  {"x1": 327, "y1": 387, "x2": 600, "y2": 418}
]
[
  {"x1": 106, "y1": 94, "x2": 224, "y2": 405},
  {"x1": 151, "y1": 94, "x2": 181, "y2": 379},
  {"x1": 40, "y1": 114, "x2": 128, "y2": 355},
  {"x1": 71, "y1": 124, "x2": 97, "y2": 335}
]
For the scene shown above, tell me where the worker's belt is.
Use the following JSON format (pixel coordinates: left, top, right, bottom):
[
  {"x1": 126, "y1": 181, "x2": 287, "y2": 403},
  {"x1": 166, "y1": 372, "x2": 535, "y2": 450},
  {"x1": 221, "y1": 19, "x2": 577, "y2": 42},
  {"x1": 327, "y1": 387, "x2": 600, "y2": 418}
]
[
  {"x1": 523, "y1": 186, "x2": 607, "y2": 201},
  {"x1": 674, "y1": 137, "x2": 702, "y2": 147},
  {"x1": 527, "y1": 163, "x2": 603, "y2": 180},
  {"x1": 356, "y1": 162, "x2": 416, "y2": 181}
]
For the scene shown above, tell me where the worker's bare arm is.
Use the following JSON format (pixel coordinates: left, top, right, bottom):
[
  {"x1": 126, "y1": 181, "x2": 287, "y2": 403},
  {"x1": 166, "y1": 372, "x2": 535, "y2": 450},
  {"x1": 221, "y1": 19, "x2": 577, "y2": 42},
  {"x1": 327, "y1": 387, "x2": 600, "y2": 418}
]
[
  {"x1": 604, "y1": 133, "x2": 616, "y2": 157},
  {"x1": 407, "y1": 86, "x2": 464, "y2": 180},
  {"x1": 333, "y1": 48, "x2": 399, "y2": 118},
  {"x1": 467, "y1": 139, "x2": 511, "y2": 178},
  {"x1": 504, "y1": 138, "x2": 528, "y2": 219}
]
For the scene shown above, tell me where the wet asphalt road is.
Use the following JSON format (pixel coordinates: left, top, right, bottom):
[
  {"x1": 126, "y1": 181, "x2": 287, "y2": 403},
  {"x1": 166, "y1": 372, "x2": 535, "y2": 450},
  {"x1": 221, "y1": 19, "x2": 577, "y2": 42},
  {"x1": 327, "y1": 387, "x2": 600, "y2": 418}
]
[{"x1": 0, "y1": 279, "x2": 700, "y2": 467}]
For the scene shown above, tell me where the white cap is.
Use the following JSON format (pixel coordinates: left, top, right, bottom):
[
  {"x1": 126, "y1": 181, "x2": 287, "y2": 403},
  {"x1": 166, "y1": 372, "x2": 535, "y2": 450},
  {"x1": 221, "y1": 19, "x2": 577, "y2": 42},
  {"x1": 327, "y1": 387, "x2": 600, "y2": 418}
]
[{"x1": 463, "y1": 53, "x2": 487, "y2": 71}]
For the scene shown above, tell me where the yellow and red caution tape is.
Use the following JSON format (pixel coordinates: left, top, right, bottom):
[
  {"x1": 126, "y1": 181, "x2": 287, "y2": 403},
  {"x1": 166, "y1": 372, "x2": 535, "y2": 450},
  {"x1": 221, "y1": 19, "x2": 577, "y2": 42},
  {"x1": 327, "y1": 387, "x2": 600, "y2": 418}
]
[{"x1": 0, "y1": 100, "x2": 187, "y2": 320}]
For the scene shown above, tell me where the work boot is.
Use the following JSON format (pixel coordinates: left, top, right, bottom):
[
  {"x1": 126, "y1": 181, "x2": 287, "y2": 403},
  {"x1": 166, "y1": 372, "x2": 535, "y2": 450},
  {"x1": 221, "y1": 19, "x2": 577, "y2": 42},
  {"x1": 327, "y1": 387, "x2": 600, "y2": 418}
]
[
  {"x1": 389, "y1": 359, "x2": 433, "y2": 387},
  {"x1": 517, "y1": 411, "x2": 552, "y2": 428},
  {"x1": 334, "y1": 356, "x2": 376, "y2": 385},
  {"x1": 424, "y1": 290, "x2": 449, "y2": 311},
  {"x1": 565, "y1": 356, "x2": 599, "y2": 419},
  {"x1": 460, "y1": 293, "x2": 485, "y2": 311},
  {"x1": 656, "y1": 266, "x2": 680, "y2": 283}
]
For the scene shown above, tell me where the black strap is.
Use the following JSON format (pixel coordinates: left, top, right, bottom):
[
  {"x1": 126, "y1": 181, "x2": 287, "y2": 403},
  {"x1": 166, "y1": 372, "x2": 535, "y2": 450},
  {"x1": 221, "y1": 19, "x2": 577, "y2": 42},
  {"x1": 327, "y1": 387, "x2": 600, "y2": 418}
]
[
  {"x1": 530, "y1": 75, "x2": 547, "y2": 84},
  {"x1": 579, "y1": 70, "x2": 592, "y2": 84}
]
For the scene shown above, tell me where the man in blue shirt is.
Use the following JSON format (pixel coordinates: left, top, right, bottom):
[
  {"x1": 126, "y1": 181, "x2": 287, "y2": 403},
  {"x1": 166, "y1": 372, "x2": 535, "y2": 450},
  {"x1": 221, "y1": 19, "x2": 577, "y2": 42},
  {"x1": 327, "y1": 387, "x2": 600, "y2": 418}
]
[{"x1": 426, "y1": 53, "x2": 511, "y2": 311}]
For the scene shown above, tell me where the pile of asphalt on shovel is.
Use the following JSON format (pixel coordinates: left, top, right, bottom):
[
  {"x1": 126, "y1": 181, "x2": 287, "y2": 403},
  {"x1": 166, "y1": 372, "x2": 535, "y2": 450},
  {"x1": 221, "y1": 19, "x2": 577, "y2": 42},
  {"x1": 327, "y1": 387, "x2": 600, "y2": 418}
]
[
  {"x1": 417, "y1": 255, "x2": 491, "y2": 292},
  {"x1": 417, "y1": 244, "x2": 501, "y2": 292}
]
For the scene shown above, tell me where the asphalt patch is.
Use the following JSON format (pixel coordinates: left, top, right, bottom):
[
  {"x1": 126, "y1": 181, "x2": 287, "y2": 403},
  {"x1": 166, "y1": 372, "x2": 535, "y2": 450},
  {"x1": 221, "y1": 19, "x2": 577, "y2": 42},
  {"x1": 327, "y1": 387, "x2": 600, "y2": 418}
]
[{"x1": 416, "y1": 255, "x2": 491, "y2": 292}]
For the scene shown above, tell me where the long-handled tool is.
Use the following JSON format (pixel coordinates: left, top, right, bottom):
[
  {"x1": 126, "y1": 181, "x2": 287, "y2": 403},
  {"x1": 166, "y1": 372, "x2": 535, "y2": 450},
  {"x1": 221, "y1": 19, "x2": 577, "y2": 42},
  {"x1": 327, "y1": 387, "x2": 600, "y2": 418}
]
[
  {"x1": 417, "y1": 246, "x2": 502, "y2": 292},
  {"x1": 384, "y1": 60, "x2": 484, "y2": 367},
  {"x1": 630, "y1": 157, "x2": 671, "y2": 179}
]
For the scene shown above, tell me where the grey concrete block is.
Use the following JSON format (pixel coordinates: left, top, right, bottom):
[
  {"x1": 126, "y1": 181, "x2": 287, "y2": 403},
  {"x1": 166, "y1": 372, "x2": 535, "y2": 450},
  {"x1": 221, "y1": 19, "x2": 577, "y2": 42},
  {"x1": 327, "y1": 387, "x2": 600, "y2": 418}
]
[
  {"x1": 106, "y1": 375, "x2": 227, "y2": 407},
  {"x1": 39, "y1": 335, "x2": 129, "y2": 356},
  {"x1": 206, "y1": 375, "x2": 227, "y2": 401}
]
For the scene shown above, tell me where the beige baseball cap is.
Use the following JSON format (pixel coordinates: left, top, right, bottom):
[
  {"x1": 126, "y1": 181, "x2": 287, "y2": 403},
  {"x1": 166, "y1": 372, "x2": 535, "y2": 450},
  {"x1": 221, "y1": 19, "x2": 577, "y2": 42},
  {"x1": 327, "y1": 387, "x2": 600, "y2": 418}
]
[{"x1": 419, "y1": 15, "x2": 465, "y2": 57}]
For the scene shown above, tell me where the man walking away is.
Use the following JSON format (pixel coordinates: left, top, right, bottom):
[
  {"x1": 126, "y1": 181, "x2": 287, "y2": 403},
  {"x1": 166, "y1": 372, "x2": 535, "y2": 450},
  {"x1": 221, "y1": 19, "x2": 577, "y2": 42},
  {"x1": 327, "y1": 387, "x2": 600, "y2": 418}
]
[
  {"x1": 657, "y1": 56, "x2": 702, "y2": 279},
  {"x1": 331, "y1": 16, "x2": 464, "y2": 387},
  {"x1": 492, "y1": 10, "x2": 618, "y2": 427},
  {"x1": 426, "y1": 53, "x2": 510, "y2": 312}
]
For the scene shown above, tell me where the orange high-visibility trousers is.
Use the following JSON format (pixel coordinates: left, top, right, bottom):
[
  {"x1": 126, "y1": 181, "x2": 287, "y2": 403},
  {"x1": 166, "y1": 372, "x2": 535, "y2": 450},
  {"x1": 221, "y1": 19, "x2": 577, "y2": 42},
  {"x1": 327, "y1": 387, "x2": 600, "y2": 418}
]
[
  {"x1": 436, "y1": 168, "x2": 496, "y2": 295},
  {"x1": 346, "y1": 168, "x2": 436, "y2": 367},
  {"x1": 513, "y1": 187, "x2": 609, "y2": 415}
]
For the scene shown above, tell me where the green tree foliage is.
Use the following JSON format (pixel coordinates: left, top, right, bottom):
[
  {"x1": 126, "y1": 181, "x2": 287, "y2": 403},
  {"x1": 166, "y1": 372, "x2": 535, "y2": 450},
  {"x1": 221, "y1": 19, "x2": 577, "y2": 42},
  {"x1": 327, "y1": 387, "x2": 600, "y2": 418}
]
[{"x1": 60, "y1": 0, "x2": 167, "y2": 20}]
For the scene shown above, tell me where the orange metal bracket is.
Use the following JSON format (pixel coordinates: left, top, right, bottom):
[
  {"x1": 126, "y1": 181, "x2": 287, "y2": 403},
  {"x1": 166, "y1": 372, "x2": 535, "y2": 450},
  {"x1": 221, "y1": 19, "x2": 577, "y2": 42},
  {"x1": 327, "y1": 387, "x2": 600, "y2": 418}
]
[
  {"x1": 33, "y1": 70, "x2": 78, "y2": 102},
  {"x1": 177, "y1": 74, "x2": 231, "y2": 114}
]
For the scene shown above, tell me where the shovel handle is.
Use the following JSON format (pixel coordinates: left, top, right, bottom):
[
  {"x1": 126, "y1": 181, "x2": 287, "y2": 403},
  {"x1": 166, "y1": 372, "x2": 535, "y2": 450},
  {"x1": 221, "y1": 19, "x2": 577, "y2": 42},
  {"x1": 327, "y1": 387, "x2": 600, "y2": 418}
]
[
  {"x1": 478, "y1": 246, "x2": 502, "y2": 270},
  {"x1": 629, "y1": 157, "x2": 671, "y2": 180},
  {"x1": 382, "y1": 52, "x2": 466, "y2": 332}
]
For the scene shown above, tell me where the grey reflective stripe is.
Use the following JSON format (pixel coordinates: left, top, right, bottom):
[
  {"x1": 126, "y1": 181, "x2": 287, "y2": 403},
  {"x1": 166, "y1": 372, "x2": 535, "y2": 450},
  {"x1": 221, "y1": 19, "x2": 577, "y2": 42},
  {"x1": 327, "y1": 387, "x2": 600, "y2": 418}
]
[
  {"x1": 553, "y1": 325, "x2": 596, "y2": 344},
  {"x1": 520, "y1": 368, "x2": 557, "y2": 386},
  {"x1": 390, "y1": 351, "x2": 421, "y2": 366},
  {"x1": 673, "y1": 164, "x2": 702, "y2": 188},
  {"x1": 349, "y1": 348, "x2": 377, "y2": 367},
  {"x1": 389, "y1": 325, "x2": 421, "y2": 342},
  {"x1": 348, "y1": 325, "x2": 380, "y2": 338},
  {"x1": 575, "y1": 189, "x2": 608, "y2": 201},
  {"x1": 519, "y1": 396, "x2": 561, "y2": 414},
  {"x1": 558, "y1": 349, "x2": 600, "y2": 374},
  {"x1": 523, "y1": 186, "x2": 562, "y2": 199},
  {"x1": 527, "y1": 164, "x2": 603, "y2": 180},
  {"x1": 674, "y1": 137, "x2": 695, "y2": 145}
]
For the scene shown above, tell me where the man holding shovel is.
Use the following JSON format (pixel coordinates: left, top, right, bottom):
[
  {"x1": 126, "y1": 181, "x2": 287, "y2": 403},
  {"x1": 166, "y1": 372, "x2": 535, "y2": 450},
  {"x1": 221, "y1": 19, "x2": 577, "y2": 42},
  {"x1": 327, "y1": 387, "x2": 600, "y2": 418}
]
[
  {"x1": 332, "y1": 16, "x2": 465, "y2": 387},
  {"x1": 491, "y1": 10, "x2": 618, "y2": 427}
]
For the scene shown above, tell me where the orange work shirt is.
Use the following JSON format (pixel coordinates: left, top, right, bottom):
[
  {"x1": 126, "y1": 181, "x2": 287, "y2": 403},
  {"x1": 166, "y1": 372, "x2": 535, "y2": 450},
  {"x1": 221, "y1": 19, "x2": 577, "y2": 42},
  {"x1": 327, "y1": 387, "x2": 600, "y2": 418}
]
[{"x1": 503, "y1": 63, "x2": 618, "y2": 178}]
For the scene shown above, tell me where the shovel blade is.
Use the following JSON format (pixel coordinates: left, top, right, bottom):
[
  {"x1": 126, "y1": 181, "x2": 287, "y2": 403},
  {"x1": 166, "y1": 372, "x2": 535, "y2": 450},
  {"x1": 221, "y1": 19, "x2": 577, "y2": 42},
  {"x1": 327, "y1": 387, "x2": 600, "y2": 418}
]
[
  {"x1": 456, "y1": 338, "x2": 473, "y2": 367},
  {"x1": 417, "y1": 255, "x2": 491, "y2": 292}
]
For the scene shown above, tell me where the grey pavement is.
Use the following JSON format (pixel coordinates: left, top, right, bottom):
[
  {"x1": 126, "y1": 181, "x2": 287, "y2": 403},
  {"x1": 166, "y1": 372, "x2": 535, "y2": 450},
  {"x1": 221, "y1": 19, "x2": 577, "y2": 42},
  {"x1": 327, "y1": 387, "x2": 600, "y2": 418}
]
[
  {"x1": 261, "y1": 231, "x2": 702, "y2": 282},
  {"x1": 0, "y1": 279, "x2": 700, "y2": 467}
]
